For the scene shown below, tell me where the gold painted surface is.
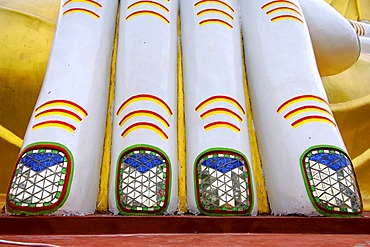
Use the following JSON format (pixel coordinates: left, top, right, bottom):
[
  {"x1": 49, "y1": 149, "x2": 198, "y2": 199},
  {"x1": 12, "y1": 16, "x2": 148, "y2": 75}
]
[
  {"x1": 326, "y1": 0, "x2": 370, "y2": 21},
  {"x1": 323, "y1": 0, "x2": 370, "y2": 210},
  {"x1": 357, "y1": 0, "x2": 370, "y2": 20},
  {"x1": 0, "y1": 193, "x2": 5, "y2": 211},
  {"x1": 0, "y1": 0, "x2": 59, "y2": 193},
  {"x1": 326, "y1": 0, "x2": 359, "y2": 20}
]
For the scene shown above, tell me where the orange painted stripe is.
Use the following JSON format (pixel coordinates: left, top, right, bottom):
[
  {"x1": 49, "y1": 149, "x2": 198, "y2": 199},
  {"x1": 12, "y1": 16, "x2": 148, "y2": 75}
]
[
  {"x1": 266, "y1": 6, "x2": 302, "y2": 16},
  {"x1": 360, "y1": 23, "x2": 366, "y2": 36},
  {"x1": 121, "y1": 122, "x2": 168, "y2": 140},
  {"x1": 200, "y1": 107, "x2": 242, "y2": 122},
  {"x1": 127, "y1": 1, "x2": 169, "y2": 12},
  {"x1": 195, "y1": 95, "x2": 245, "y2": 115},
  {"x1": 194, "y1": 0, "x2": 234, "y2": 13},
  {"x1": 119, "y1": 110, "x2": 170, "y2": 127},
  {"x1": 36, "y1": 100, "x2": 88, "y2": 116},
  {"x1": 197, "y1": 8, "x2": 234, "y2": 20},
  {"x1": 35, "y1": 109, "x2": 83, "y2": 122},
  {"x1": 271, "y1": 14, "x2": 303, "y2": 23},
  {"x1": 291, "y1": 116, "x2": 337, "y2": 128},
  {"x1": 116, "y1": 94, "x2": 173, "y2": 116},
  {"x1": 351, "y1": 21, "x2": 359, "y2": 35},
  {"x1": 284, "y1": 105, "x2": 332, "y2": 120},
  {"x1": 32, "y1": 120, "x2": 76, "y2": 132},
  {"x1": 204, "y1": 121, "x2": 240, "y2": 132},
  {"x1": 199, "y1": 18, "x2": 233, "y2": 29},
  {"x1": 126, "y1": 10, "x2": 170, "y2": 24},
  {"x1": 63, "y1": 0, "x2": 102, "y2": 8},
  {"x1": 355, "y1": 22, "x2": 365, "y2": 36},
  {"x1": 277, "y1": 95, "x2": 328, "y2": 114},
  {"x1": 261, "y1": 0, "x2": 300, "y2": 10},
  {"x1": 63, "y1": 8, "x2": 100, "y2": 18}
]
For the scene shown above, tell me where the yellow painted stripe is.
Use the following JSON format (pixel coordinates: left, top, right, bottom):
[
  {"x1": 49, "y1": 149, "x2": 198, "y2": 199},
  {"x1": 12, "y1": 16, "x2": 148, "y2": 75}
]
[
  {"x1": 177, "y1": 13, "x2": 187, "y2": 213},
  {"x1": 32, "y1": 122, "x2": 75, "y2": 132},
  {"x1": 0, "y1": 125, "x2": 23, "y2": 148}
]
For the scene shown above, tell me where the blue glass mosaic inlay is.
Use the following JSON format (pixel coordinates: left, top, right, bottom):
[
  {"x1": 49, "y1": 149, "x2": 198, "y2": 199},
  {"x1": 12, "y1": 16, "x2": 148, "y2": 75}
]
[
  {"x1": 201, "y1": 157, "x2": 244, "y2": 173},
  {"x1": 309, "y1": 153, "x2": 350, "y2": 171},
  {"x1": 124, "y1": 153, "x2": 163, "y2": 173},
  {"x1": 21, "y1": 152, "x2": 64, "y2": 172}
]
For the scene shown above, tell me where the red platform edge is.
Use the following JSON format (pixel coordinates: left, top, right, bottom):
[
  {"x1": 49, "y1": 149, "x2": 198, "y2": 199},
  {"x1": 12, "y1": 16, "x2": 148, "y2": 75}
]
[{"x1": 1, "y1": 213, "x2": 370, "y2": 235}]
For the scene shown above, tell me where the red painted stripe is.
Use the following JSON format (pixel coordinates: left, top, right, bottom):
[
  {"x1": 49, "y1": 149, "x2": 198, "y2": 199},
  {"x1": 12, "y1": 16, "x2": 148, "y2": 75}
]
[
  {"x1": 32, "y1": 120, "x2": 77, "y2": 131},
  {"x1": 195, "y1": 95, "x2": 245, "y2": 114},
  {"x1": 199, "y1": 18, "x2": 233, "y2": 29},
  {"x1": 194, "y1": 0, "x2": 235, "y2": 12},
  {"x1": 127, "y1": 1, "x2": 169, "y2": 12},
  {"x1": 200, "y1": 107, "x2": 242, "y2": 122},
  {"x1": 36, "y1": 100, "x2": 88, "y2": 116},
  {"x1": 121, "y1": 122, "x2": 168, "y2": 139},
  {"x1": 63, "y1": 0, "x2": 102, "y2": 8},
  {"x1": 266, "y1": 6, "x2": 302, "y2": 16},
  {"x1": 291, "y1": 115, "x2": 336, "y2": 127},
  {"x1": 283, "y1": 105, "x2": 332, "y2": 119},
  {"x1": 119, "y1": 110, "x2": 170, "y2": 127},
  {"x1": 271, "y1": 14, "x2": 303, "y2": 23},
  {"x1": 116, "y1": 94, "x2": 173, "y2": 116},
  {"x1": 197, "y1": 8, "x2": 234, "y2": 20},
  {"x1": 204, "y1": 121, "x2": 240, "y2": 132},
  {"x1": 277, "y1": 95, "x2": 327, "y2": 113},
  {"x1": 35, "y1": 109, "x2": 83, "y2": 121},
  {"x1": 126, "y1": 10, "x2": 170, "y2": 23},
  {"x1": 63, "y1": 8, "x2": 100, "y2": 18},
  {"x1": 261, "y1": 0, "x2": 300, "y2": 10}
]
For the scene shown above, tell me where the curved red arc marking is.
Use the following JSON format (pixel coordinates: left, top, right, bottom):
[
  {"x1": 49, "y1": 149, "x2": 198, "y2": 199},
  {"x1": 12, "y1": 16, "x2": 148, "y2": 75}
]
[
  {"x1": 266, "y1": 6, "x2": 302, "y2": 16},
  {"x1": 261, "y1": 0, "x2": 300, "y2": 10},
  {"x1": 126, "y1": 10, "x2": 170, "y2": 23},
  {"x1": 32, "y1": 120, "x2": 77, "y2": 131},
  {"x1": 199, "y1": 18, "x2": 233, "y2": 29},
  {"x1": 63, "y1": 8, "x2": 100, "y2": 18},
  {"x1": 116, "y1": 94, "x2": 173, "y2": 116},
  {"x1": 271, "y1": 14, "x2": 303, "y2": 23},
  {"x1": 291, "y1": 115, "x2": 337, "y2": 127},
  {"x1": 35, "y1": 108, "x2": 83, "y2": 121},
  {"x1": 277, "y1": 95, "x2": 328, "y2": 113},
  {"x1": 63, "y1": 0, "x2": 102, "y2": 8},
  {"x1": 197, "y1": 8, "x2": 234, "y2": 20},
  {"x1": 36, "y1": 100, "x2": 88, "y2": 116},
  {"x1": 121, "y1": 122, "x2": 169, "y2": 139},
  {"x1": 200, "y1": 107, "x2": 242, "y2": 121},
  {"x1": 194, "y1": 0, "x2": 235, "y2": 12},
  {"x1": 127, "y1": 0, "x2": 169, "y2": 12},
  {"x1": 283, "y1": 105, "x2": 332, "y2": 119},
  {"x1": 204, "y1": 121, "x2": 241, "y2": 132},
  {"x1": 195, "y1": 95, "x2": 245, "y2": 115},
  {"x1": 119, "y1": 110, "x2": 170, "y2": 127}
]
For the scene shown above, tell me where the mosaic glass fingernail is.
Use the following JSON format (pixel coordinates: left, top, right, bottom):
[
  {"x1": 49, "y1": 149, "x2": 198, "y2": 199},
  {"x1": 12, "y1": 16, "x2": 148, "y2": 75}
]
[
  {"x1": 196, "y1": 151, "x2": 253, "y2": 214},
  {"x1": 302, "y1": 147, "x2": 362, "y2": 215},
  {"x1": 7, "y1": 145, "x2": 71, "y2": 213},
  {"x1": 117, "y1": 148, "x2": 169, "y2": 213}
]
